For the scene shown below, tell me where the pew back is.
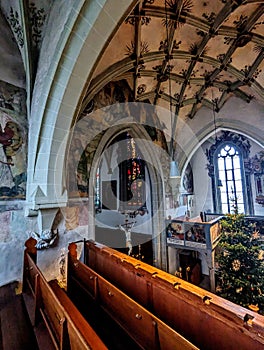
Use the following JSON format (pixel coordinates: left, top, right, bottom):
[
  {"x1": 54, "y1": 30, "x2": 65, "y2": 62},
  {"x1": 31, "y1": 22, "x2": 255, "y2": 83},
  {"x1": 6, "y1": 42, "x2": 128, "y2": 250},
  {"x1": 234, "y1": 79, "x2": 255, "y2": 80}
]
[
  {"x1": 68, "y1": 250, "x2": 199, "y2": 350},
  {"x1": 84, "y1": 240, "x2": 264, "y2": 350},
  {"x1": 23, "y1": 238, "x2": 107, "y2": 350}
]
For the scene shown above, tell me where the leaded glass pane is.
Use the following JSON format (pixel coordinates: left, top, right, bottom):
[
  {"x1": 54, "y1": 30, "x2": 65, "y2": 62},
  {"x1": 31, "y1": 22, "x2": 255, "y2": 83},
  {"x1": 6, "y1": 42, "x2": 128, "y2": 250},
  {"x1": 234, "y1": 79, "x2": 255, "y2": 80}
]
[
  {"x1": 225, "y1": 157, "x2": 232, "y2": 170},
  {"x1": 221, "y1": 203, "x2": 228, "y2": 214},
  {"x1": 233, "y1": 168, "x2": 241, "y2": 180},
  {"x1": 226, "y1": 170, "x2": 233, "y2": 180},
  {"x1": 229, "y1": 146, "x2": 236, "y2": 156},
  {"x1": 216, "y1": 143, "x2": 245, "y2": 213},
  {"x1": 233, "y1": 156, "x2": 240, "y2": 169}
]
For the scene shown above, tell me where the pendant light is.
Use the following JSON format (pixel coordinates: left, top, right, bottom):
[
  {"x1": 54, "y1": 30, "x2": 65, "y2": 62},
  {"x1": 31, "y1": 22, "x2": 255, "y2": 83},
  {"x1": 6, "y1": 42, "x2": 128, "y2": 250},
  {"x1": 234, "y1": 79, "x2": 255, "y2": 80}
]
[
  {"x1": 164, "y1": 0, "x2": 180, "y2": 180},
  {"x1": 212, "y1": 91, "x2": 222, "y2": 188},
  {"x1": 164, "y1": 0, "x2": 181, "y2": 198}
]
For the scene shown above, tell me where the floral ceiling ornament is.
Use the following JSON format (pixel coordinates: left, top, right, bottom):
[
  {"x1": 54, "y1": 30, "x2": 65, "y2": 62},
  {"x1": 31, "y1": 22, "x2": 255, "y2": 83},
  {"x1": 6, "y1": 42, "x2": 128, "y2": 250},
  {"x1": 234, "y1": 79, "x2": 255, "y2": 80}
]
[
  {"x1": 162, "y1": 0, "x2": 193, "y2": 28},
  {"x1": 137, "y1": 84, "x2": 146, "y2": 95},
  {"x1": 125, "y1": 16, "x2": 151, "y2": 26},
  {"x1": 234, "y1": 14, "x2": 248, "y2": 31},
  {"x1": 166, "y1": 0, "x2": 193, "y2": 14},
  {"x1": 125, "y1": 41, "x2": 149, "y2": 57},
  {"x1": 202, "y1": 11, "x2": 216, "y2": 24},
  {"x1": 253, "y1": 44, "x2": 264, "y2": 54},
  {"x1": 29, "y1": 3, "x2": 46, "y2": 48},
  {"x1": 159, "y1": 39, "x2": 181, "y2": 52},
  {"x1": 7, "y1": 7, "x2": 24, "y2": 47}
]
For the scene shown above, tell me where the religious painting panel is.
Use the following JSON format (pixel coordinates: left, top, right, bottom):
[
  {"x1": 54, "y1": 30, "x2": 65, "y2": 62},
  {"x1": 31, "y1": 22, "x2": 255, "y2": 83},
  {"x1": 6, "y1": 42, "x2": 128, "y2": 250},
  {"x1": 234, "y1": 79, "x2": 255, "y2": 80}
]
[{"x1": 0, "y1": 82, "x2": 27, "y2": 200}]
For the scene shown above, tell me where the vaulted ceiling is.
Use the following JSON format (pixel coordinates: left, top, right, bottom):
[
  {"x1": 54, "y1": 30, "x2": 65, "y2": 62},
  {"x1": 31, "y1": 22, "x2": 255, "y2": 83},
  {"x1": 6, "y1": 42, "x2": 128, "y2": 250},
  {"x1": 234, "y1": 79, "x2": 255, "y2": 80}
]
[
  {"x1": 85, "y1": 0, "x2": 264, "y2": 122},
  {"x1": 0, "y1": 0, "x2": 264, "y2": 127}
]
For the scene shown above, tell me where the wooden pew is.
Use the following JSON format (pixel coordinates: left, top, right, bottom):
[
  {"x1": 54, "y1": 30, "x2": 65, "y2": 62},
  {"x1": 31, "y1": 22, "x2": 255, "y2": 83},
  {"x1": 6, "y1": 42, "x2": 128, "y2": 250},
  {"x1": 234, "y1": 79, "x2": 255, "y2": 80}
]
[
  {"x1": 83, "y1": 240, "x2": 264, "y2": 350},
  {"x1": 23, "y1": 238, "x2": 107, "y2": 350},
  {"x1": 68, "y1": 243, "x2": 199, "y2": 350}
]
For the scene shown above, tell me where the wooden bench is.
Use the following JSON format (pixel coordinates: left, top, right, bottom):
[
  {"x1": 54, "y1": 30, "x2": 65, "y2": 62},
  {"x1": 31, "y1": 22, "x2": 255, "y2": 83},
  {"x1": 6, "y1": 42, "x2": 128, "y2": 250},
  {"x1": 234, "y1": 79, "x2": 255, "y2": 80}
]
[
  {"x1": 23, "y1": 238, "x2": 107, "y2": 350},
  {"x1": 67, "y1": 242, "x2": 199, "y2": 350},
  {"x1": 81, "y1": 240, "x2": 264, "y2": 350}
]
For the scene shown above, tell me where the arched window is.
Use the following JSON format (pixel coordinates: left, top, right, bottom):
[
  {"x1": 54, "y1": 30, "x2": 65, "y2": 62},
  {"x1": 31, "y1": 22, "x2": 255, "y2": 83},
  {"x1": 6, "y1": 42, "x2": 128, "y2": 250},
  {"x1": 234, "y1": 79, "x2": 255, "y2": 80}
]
[
  {"x1": 216, "y1": 144, "x2": 244, "y2": 213},
  {"x1": 206, "y1": 131, "x2": 253, "y2": 214}
]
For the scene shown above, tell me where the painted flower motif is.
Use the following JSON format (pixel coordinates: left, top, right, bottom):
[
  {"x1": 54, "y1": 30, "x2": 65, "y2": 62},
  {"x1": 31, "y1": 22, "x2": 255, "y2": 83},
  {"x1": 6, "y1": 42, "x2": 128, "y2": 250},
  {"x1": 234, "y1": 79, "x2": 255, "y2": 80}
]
[{"x1": 232, "y1": 259, "x2": 241, "y2": 271}]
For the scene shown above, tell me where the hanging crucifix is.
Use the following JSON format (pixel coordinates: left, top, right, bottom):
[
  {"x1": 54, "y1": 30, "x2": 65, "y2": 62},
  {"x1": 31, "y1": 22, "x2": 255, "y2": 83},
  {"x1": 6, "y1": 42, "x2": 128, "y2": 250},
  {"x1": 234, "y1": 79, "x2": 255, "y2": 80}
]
[{"x1": 118, "y1": 219, "x2": 136, "y2": 256}]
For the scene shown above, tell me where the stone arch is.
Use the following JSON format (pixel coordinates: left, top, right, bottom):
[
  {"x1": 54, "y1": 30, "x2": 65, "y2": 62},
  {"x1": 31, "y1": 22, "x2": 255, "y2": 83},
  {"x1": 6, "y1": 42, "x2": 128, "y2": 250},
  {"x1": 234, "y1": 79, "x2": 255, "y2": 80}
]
[
  {"x1": 27, "y1": 0, "x2": 136, "y2": 209},
  {"x1": 88, "y1": 123, "x2": 168, "y2": 270}
]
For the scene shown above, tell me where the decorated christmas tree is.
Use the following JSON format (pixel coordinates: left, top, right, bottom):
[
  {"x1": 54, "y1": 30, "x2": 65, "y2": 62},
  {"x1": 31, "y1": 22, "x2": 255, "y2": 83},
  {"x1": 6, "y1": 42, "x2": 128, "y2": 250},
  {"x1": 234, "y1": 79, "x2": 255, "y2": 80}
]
[{"x1": 215, "y1": 212, "x2": 264, "y2": 315}]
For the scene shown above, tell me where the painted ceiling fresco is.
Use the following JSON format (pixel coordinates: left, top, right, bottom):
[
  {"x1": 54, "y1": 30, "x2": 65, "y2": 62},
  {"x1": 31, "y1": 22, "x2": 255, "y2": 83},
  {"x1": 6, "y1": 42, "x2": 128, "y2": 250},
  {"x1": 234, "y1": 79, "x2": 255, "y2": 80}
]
[{"x1": 85, "y1": 0, "x2": 264, "y2": 122}]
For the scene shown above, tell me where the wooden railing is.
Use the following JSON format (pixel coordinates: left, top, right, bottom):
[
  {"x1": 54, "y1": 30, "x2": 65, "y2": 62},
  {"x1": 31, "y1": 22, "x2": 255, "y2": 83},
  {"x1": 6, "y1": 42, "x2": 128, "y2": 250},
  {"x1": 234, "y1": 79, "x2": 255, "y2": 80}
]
[
  {"x1": 82, "y1": 240, "x2": 264, "y2": 350},
  {"x1": 22, "y1": 238, "x2": 107, "y2": 350}
]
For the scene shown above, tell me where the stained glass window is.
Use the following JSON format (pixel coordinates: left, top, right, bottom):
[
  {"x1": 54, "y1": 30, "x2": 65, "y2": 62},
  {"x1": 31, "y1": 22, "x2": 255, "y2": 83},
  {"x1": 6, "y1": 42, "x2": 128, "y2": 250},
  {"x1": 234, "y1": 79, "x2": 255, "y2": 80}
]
[{"x1": 119, "y1": 133, "x2": 146, "y2": 210}]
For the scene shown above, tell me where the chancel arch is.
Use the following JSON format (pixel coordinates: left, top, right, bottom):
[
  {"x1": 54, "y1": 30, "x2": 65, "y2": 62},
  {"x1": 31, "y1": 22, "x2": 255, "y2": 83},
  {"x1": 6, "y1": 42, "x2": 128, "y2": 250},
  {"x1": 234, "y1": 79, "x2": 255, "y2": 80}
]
[{"x1": 86, "y1": 122, "x2": 169, "y2": 270}]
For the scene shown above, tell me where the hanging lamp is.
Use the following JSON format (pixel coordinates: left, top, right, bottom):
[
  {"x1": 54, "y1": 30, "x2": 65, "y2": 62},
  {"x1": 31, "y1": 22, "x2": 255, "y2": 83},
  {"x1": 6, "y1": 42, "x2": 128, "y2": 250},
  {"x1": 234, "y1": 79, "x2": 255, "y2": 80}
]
[
  {"x1": 163, "y1": 0, "x2": 180, "y2": 181},
  {"x1": 163, "y1": 0, "x2": 181, "y2": 198},
  {"x1": 212, "y1": 91, "x2": 223, "y2": 188}
]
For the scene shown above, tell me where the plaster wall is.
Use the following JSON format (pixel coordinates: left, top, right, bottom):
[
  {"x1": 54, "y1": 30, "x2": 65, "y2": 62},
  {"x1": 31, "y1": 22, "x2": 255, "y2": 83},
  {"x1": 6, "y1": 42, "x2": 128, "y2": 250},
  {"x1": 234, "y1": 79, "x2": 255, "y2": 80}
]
[
  {"x1": 191, "y1": 147, "x2": 213, "y2": 216},
  {"x1": 0, "y1": 203, "x2": 89, "y2": 287},
  {"x1": 175, "y1": 97, "x2": 264, "y2": 168},
  {"x1": 0, "y1": 205, "x2": 29, "y2": 286}
]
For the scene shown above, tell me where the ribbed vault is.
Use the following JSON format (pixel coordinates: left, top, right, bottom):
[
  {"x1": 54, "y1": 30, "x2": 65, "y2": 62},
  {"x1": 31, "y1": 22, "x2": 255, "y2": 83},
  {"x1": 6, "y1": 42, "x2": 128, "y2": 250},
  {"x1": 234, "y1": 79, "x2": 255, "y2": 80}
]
[{"x1": 83, "y1": 0, "x2": 264, "y2": 124}]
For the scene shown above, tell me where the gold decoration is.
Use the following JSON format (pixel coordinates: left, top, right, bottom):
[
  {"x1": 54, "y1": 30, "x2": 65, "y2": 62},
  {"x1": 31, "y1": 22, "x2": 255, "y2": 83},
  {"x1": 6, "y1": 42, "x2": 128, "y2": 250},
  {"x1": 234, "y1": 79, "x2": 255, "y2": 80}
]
[
  {"x1": 232, "y1": 259, "x2": 241, "y2": 271},
  {"x1": 248, "y1": 304, "x2": 259, "y2": 313},
  {"x1": 258, "y1": 250, "x2": 264, "y2": 260}
]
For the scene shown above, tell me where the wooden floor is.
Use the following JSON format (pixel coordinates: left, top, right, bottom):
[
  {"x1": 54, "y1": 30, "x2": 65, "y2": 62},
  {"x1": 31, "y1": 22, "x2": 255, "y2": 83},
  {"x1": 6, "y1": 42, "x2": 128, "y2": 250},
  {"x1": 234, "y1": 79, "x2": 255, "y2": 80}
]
[{"x1": 0, "y1": 282, "x2": 39, "y2": 350}]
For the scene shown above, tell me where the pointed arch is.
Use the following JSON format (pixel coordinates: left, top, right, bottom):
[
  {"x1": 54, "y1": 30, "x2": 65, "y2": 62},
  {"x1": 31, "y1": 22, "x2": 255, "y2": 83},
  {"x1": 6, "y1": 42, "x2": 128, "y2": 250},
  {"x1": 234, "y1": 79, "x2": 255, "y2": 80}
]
[
  {"x1": 88, "y1": 123, "x2": 168, "y2": 270},
  {"x1": 27, "y1": 0, "x2": 136, "y2": 208}
]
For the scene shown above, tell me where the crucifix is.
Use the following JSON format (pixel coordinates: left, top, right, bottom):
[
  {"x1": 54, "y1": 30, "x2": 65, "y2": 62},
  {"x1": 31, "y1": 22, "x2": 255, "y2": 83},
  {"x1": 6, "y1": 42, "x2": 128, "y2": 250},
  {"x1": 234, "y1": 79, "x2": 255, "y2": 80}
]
[{"x1": 118, "y1": 219, "x2": 136, "y2": 256}]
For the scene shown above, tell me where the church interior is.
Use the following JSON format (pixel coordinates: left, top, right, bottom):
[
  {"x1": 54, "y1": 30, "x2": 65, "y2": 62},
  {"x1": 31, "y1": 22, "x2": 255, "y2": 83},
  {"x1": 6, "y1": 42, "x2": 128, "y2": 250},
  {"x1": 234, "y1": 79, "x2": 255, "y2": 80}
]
[{"x1": 0, "y1": 0, "x2": 264, "y2": 348}]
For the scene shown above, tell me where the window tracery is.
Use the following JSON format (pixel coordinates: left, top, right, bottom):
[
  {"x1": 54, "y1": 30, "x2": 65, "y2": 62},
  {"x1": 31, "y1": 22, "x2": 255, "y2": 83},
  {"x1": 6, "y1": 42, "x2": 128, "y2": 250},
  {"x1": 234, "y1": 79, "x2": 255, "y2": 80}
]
[{"x1": 206, "y1": 131, "x2": 253, "y2": 214}]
